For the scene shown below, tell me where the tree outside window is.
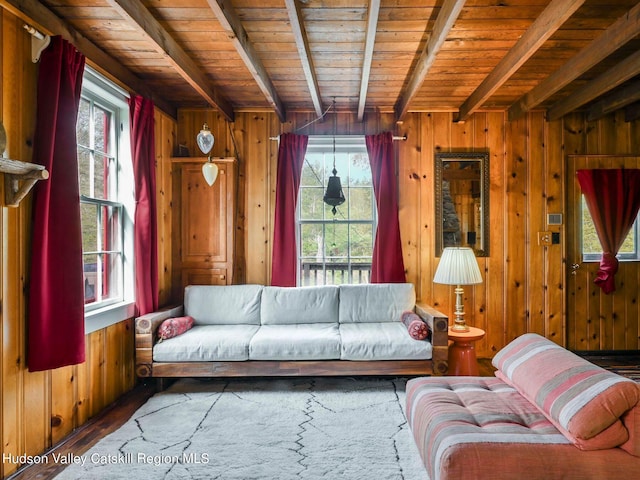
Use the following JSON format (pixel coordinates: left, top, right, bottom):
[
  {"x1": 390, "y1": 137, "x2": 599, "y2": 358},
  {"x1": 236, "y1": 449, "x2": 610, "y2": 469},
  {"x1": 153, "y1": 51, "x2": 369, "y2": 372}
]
[
  {"x1": 581, "y1": 196, "x2": 638, "y2": 261},
  {"x1": 77, "y1": 89, "x2": 124, "y2": 308},
  {"x1": 298, "y1": 137, "x2": 376, "y2": 285}
]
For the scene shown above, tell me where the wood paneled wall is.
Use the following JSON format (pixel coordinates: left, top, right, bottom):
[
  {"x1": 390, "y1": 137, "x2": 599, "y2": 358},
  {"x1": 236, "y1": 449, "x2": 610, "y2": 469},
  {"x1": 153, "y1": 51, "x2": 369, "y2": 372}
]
[
  {"x1": 155, "y1": 106, "x2": 178, "y2": 306},
  {"x1": 173, "y1": 108, "x2": 640, "y2": 358},
  {"x1": 382, "y1": 111, "x2": 565, "y2": 357},
  {"x1": 1, "y1": 5, "x2": 638, "y2": 477},
  {"x1": 0, "y1": 9, "x2": 176, "y2": 478}
]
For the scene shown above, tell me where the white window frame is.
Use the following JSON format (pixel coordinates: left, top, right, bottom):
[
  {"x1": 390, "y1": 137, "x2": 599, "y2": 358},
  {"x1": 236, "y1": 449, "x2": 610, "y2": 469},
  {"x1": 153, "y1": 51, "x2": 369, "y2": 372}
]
[
  {"x1": 296, "y1": 135, "x2": 377, "y2": 286},
  {"x1": 79, "y1": 67, "x2": 135, "y2": 333}
]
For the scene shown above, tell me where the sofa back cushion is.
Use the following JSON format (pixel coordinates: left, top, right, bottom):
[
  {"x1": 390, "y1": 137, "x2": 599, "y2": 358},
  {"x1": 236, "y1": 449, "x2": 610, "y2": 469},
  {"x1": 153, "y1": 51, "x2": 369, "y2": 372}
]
[
  {"x1": 338, "y1": 283, "x2": 415, "y2": 323},
  {"x1": 261, "y1": 286, "x2": 339, "y2": 325},
  {"x1": 492, "y1": 333, "x2": 640, "y2": 452},
  {"x1": 184, "y1": 284, "x2": 263, "y2": 325}
]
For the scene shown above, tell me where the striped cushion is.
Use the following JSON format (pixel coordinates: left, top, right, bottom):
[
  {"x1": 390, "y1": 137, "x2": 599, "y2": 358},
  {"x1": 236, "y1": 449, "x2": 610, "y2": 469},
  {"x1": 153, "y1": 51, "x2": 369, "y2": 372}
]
[
  {"x1": 492, "y1": 333, "x2": 640, "y2": 451},
  {"x1": 407, "y1": 377, "x2": 571, "y2": 480},
  {"x1": 406, "y1": 377, "x2": 640, "y2": 480}
]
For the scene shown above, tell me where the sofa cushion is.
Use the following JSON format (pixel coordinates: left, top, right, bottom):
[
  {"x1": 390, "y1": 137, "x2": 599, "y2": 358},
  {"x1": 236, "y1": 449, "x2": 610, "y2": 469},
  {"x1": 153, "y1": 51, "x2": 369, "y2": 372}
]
[
  {"x1": 406, "y1": 376, "x2": 640, "y2": 480},
  {"x1": 153, "y1": 325, "x2": 260, "y2": 361},
  {"x1": 338, "y1": 283, "x2": 416, "y2": 323},
  {"x1": 184, "y1": 284, "x2": 263, "y2": 325},
  {"x1": 340, "y1": 323, "x2": 432, "y2": 360},
  {"x1": 249, "y1": 324, "x2": 341, "y2": 360},
  {"x1": 492, "y1": 333, "x2": 640, "y2": 451},
  {"x1": 260, "y1": 285, "x2": 339, "y2": 325}
]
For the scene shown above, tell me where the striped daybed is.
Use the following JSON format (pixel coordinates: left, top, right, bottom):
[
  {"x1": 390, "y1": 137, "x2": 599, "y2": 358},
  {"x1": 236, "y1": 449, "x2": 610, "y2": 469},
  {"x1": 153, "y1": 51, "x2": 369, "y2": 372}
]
[{"x1": 406, "y1": 333, "x2": 640, "y2": 480}]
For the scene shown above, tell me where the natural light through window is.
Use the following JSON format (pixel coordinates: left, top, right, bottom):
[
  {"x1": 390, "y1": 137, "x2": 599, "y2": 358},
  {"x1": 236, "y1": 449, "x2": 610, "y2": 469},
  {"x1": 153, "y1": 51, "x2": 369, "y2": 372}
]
[
  {"x1": 77, "y1": 68, "x2": 134, "y2": 319},
  {"x1": 297, "y1": 136, "x2": 376, "y2": 286},
  {"x1": 581, "y1": 195, "x2": 639, "y2": 261}
]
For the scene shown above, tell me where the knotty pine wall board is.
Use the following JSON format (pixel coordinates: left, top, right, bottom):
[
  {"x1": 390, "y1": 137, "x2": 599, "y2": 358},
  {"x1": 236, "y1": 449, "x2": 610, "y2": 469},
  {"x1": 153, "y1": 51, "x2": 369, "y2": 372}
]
[{"x1": 174, "y1": 108, "x2": 640, "y2": 357}]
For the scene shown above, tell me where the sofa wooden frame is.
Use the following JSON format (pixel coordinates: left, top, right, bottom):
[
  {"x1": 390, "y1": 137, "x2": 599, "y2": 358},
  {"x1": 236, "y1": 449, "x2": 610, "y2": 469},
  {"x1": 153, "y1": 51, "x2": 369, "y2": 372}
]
[{"x1": 135, "y1": 303, "x2": 449, "y2": 379}]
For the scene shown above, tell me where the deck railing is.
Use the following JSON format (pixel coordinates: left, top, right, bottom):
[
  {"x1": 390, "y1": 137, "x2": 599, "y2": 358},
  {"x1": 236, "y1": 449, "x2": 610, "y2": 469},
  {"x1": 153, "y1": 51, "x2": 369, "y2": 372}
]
[{"x1": 300, "y1": 262, "x2": 371, "y2": 286}]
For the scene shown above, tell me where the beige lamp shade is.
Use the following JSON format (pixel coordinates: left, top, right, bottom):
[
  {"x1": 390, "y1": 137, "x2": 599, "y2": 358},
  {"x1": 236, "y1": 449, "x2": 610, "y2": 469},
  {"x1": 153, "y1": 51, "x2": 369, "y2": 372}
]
[
  {"x1": 433, "y1": 247, "x2": 482, "y2": 285},
  {"x1": 433, "y1": 247, "x2": 482, "y2": 332}
]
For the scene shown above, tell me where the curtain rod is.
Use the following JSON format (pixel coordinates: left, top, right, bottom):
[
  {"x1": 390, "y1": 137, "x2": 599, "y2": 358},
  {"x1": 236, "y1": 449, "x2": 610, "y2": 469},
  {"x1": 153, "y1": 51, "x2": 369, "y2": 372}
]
[
  {"x1": 24, "y1": 24, "x2": 51, "y2": 63},
  {"x1": 24, "y1": 24, "x2": 46, "y2": 40},
  {"x1": 269, "y1": 135, "x2": 407, "y2": 141}
]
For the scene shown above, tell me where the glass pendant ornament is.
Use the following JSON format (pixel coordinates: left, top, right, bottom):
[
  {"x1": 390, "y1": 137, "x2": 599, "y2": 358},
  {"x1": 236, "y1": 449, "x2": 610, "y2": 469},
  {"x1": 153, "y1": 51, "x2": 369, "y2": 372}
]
[
  {"x1": 196, "y1": 123, "x2": 214, "y2": 155},
  {"x1": 202, "y1": 159, "x2": 219, "y2": 186},
  {"x1": 196, "y1": 122, "x2": 217, "y2": 186}
]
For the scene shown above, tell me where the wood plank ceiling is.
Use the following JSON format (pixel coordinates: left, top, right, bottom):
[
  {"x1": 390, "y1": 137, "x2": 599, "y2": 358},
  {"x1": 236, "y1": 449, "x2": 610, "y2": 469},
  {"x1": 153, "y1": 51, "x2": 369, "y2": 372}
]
[{"x1": 6, "y1": 0, "x2": 640, "y2": 122}]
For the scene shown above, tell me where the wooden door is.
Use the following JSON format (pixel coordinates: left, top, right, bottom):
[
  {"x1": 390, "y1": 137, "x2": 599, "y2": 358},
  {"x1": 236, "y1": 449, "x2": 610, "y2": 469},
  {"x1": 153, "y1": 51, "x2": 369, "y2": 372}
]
[
  {"x1": 171, "y1": 158, "x2": 235, "y2": 301},
  {"x1": 567, "y1": 155, "x2": 640, "y2": 351}
]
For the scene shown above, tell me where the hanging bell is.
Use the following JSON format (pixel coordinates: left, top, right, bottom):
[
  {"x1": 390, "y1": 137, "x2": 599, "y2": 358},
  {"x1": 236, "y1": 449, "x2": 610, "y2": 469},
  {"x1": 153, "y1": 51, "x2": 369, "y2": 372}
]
[{"x1": 323, "y1": 168, "x2": 345, "y2": 215}]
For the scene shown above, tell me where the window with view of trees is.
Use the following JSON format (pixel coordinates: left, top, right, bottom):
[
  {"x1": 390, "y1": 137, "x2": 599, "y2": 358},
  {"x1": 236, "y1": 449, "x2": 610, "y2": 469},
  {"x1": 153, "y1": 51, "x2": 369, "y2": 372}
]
[
  {"x1": 297, "y1": 137, "x2": 376, "y2": 286},
  {"x1": 581, "y1": 196, "x2": 639, "y2": 261},
  {"x1": 77, "y1": 71, "x2": 128, "y2": 310}
]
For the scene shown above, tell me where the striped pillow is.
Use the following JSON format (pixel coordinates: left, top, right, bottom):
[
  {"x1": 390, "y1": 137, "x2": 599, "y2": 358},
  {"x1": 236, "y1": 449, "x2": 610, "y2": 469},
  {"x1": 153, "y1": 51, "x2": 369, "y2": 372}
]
[{"x1": 492, "y1": 333, "x2": 640, "y2": 451}]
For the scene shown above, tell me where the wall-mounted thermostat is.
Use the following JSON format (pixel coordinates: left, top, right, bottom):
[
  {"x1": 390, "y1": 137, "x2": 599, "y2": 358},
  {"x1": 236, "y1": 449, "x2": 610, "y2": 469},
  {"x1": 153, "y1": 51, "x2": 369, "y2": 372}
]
[{"x1": 547, "y1": 213, "x2": 563, "y2": 225}]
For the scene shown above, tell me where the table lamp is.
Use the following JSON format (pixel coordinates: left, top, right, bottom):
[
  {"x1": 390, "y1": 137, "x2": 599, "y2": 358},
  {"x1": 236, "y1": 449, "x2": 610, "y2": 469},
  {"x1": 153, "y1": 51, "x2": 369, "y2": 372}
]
[{"x1": 433, "y1": 247, "x2": 483, "y2": 332}]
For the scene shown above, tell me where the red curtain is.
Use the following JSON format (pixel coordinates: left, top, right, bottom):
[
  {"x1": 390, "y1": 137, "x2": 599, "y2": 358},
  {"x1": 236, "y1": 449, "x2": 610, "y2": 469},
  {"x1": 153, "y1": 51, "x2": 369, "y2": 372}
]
[
  {"x1": 366, "y1": 132, "x2": 406, "y2": 283},
  {"x1": 576, "y1": 168, "x2": 640, "y2": 294},
  {"x1": 28, "y1": 37, "x2": 86, "y2": 371},
  {"x1": 271, "y1": 133, "x2": 308, "y2": 286},
  {"x1": 129, "y1": 94, "x2": 158, "y2": 315}
]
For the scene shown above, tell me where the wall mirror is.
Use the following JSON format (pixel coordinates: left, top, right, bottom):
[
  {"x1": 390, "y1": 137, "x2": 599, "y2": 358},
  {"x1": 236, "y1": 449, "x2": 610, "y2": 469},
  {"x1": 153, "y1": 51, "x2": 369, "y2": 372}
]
[{"x1": 435, "y1": 152, "x2": 489, "y2": 257}]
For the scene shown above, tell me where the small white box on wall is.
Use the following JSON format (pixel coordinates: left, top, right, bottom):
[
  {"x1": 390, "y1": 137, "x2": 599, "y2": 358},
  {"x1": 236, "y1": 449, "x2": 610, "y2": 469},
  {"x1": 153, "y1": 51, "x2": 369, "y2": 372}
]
[{"x1": 547, "y1": 213, "x2": 563, "y2": 225}]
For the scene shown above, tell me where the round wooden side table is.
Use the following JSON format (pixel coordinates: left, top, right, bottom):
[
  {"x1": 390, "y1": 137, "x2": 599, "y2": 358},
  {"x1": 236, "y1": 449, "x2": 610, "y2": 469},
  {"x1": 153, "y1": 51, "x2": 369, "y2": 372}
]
[{"x1": 447, "y1": 326, "x2": 485, "y2": 376}]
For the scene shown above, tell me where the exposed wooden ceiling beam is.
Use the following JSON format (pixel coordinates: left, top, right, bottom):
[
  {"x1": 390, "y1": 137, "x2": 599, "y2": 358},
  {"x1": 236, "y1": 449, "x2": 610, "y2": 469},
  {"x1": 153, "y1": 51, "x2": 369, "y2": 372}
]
[
  {"x1": 205, "y1": 0, "x2": 286, "y2": 123},
  {"x1": 106, "y1": 0, "x2": 234, "y2": 122},
  {"x1": 587, "y1": 79, "x2": 640, "y2": 121},
  {"x1": 456, "y1": 0, "x2": 585, "y2": 123},
  {"x1": 394, "y1": 0, "x2": 466, "y2": 122},
  {"x1": 547, "y1": 49, "x2": 640, "y2": 120},
  {"x1": 509, "y1": 2, "x2": 640, "y2": 121},
  {"x1": 284, "y1": 0, "x2": 322, "y2": 119},
  {"x1": 0, "y1": 0, "x2": 177, "y2": 118},
  {"x1": 357, "y1": 0, "x2": 381, "y2": 122}
]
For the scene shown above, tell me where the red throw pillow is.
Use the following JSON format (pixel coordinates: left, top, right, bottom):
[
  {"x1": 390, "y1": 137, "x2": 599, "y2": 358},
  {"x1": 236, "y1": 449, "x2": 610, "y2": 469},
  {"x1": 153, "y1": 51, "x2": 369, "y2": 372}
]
[
  {"x1": 400, "y1": 311, "x2": 429, "y2": 340},
  {"x1": 157, "y1": 316, "x2": 194, "y2": 341}
]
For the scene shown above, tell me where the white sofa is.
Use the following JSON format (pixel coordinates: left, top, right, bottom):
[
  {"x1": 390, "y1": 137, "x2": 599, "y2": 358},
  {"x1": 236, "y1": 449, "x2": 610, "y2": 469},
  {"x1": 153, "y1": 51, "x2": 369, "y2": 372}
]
[{"x1": 135, "y1": 283, "x2": 449, "y2": 379}]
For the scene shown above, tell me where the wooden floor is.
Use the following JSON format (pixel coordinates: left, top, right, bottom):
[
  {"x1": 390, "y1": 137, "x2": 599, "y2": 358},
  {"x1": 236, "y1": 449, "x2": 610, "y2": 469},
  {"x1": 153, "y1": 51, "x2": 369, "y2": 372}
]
[
  {"x1": 7, "y1": 354, "x2": 639, "y2": 480},
  {"x1": 6, "y1": 382, "x2": 157, "y2": 480}
]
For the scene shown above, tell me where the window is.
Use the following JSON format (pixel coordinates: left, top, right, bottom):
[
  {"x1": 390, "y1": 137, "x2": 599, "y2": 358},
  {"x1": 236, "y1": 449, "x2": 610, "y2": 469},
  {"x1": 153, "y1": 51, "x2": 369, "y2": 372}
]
[
  {"x1": 581, "y1": 196, "x2": 640, "y2": 261},
  {"x1": 297, "y1": 136, "x2": 376, "y2": 285},
  {"x1": 77, "y1": 67, "x2": 134, "y2": 327}
]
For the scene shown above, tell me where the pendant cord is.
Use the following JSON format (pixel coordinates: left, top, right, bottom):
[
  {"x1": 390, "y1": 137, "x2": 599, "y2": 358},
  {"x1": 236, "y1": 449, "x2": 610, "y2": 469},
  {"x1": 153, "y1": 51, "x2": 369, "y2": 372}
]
[
  {"x1": 292, "y1": 102, "x2": 334, "y2": 133},
  {"x1": 332, "y1": 98, "x2": 337, "y2": 173}
]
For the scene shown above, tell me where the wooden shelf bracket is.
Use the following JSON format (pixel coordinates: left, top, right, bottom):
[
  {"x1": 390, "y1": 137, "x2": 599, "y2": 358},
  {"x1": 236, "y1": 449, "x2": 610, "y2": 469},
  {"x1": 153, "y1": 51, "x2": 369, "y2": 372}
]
[{"x1": 0, "y1": 158, "x2": 49, "y2": 207}]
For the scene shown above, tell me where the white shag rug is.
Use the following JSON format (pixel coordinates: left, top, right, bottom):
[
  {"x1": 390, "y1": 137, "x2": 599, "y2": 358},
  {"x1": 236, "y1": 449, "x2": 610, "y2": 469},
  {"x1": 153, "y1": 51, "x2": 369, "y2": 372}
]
[{"x1": 55, "y1": 377, "x2": 429, "y2": 480}]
